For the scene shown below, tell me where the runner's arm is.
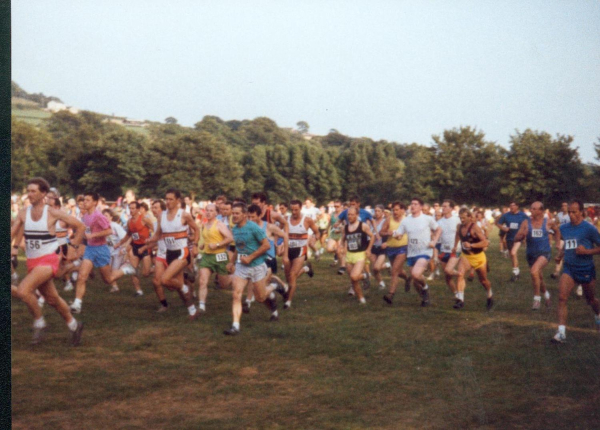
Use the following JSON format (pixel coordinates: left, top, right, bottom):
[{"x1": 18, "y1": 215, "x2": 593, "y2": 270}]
[{"x1": 513, "y1": 220, "x2": 529, "y2": 242}]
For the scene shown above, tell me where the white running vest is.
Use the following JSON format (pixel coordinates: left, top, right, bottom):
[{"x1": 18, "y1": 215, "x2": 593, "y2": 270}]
[
  {"x1": 25, "y1": 205, "x2": 58, "y2": 259},
  {"x1": 161, "y1": 209, "x2": 188, "y2": 251}
]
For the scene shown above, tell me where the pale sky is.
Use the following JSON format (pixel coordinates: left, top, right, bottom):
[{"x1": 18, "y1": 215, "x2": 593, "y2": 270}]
[{"x1": 12, "y1": 0, "x2": 600, "y2": 163}]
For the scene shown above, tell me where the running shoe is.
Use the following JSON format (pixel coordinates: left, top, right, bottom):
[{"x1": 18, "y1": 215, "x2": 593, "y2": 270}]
[
  {"x1": 63, "y1": 281, "x2": 74, "y2": 292},
  {"x1": 223, "y1": 326, "x2": 240, "y2": 336},
  {"x1": 486, "y1": 297, "x2": 494, "y2": 311},
  {"x1": 121, "y1": 263, "x2": 136, "y2": 276},
  {"x1": 306, "y1": 262, "x2": 314, "y2": 278},
  {"x1": 109, "y1": 285, "x2": 119, "y2": 293},
  {"x1": 270, "y1": 313, "x2": 279, "y2": 322},
  {"x1": 362, "y1": 273, "x2": 371, "y2": 290},
  {"x1": 545, "y1": 295, "x2": 551, "y2": 308},
  {"x1": 337, "y1": 267, "x2": 346, "y2": 275},
  {"x1": 70, "y1": 302, "x2": 82, "y2": 314},
  {"x1": 532, "y1": 300, "x2": 541, "y2": 311},
  {"x1": 453, "y1": 300, "x2": 464, "y2": 310},
  {"x1": 31, "y1": 326, "x2": 47, "y2": 345},
  {"x1": 71, "y1": 321, "x2": 84, "y2": 347},
  {"x1": 421, "y1": 288, "x2": 430, "y2": 307},
  {"x1": 550, "y1": 332, "x2": 566, "y2": 344},
  {"x1": 347, "y1": 286, "x2": 355, "y2": 296},
  {"x1": 242, "y1": 301, "x2": 250, "y2": 314},
  {"x1": 133, "y1": 290, "x2": 144, "y2": 297},
  {"x1": 383, "y1": 293, "x2": 394, "y2": 305},
  {"x1": 156, "y1": 305, "x2": 168, "y2": 313},
  {"x1": 550, "y1": 272, "x2": 559, "y2": 280},
  {"x1": 509, "y1": 273, "x2": 519, "y2": 283}
]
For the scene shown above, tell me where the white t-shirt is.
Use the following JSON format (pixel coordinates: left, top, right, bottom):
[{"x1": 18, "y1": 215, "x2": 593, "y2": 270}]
[
  {"x1": 395, "y1": 214, "x2": 439, "y2": 258},
  {"x1": 301, "y1": 206, "x2": 320, "y2": 221},
  {"x1": 437, "y1": 216, "x2": 460, "y2": 253},
  {"x1": 107, "y1": 222, "x2": 127, "y2": 255}
]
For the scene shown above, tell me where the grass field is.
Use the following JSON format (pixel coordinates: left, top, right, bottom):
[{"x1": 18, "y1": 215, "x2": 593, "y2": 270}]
[
  {"x1": 11, "y1": 230, "x2": 600, "y2": 429},
  {"x1": 11, "y1": 107, "x2": 52, "y2": 126}
]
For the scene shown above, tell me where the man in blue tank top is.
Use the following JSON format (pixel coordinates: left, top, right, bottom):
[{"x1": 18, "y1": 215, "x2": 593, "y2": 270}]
[
  {"x1": 551, "y1": 200, "x2": 600, "y2": 343},
  {"x1": 496, "y1": 201, "x2": 529, "y2": 282},
  {"x1": 515, "y1": 202, "x2": 559, "y2": 310}
]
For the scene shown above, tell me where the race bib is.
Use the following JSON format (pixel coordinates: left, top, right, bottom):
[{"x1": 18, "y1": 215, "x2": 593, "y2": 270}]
[
  {"x1": 510, "y1": 223, "x2": 519, "y2": 229},
  {"x1": 237, "y1": 254, "x2": 248, "y2": 263},
  {"x1": 26, "y1": 239, "x2": 41, "y2": 250},
  {"x1": 164, "y1": 237, "x2": 176, "y2": 246},
  {"x1": 531, "y1": 229, "x2": 543, "y2": 238},
  {"x1": 410, "y1": 239, "x2": 419, "y2": 245},
  {"x1": 565, "y1": 239, "x2": 578, "y2": 250},
  {"x1": 441, "y1": 244, "x2": 452, "y2": 252},
  {"x1": 348, "y1": 241, "x2": 359, "y2": 251},
  {"x1": 132, "y1": 232, "x2": 140, "y2": 241},
  {"x1": 215, "y1": 252, "x2": 228, "y2": 262},
  {"x1": 289, "y1": 240, "x2": 301, "y2": 248},
  {"x1": 107, "y1": 237, "x2": 114, "y2": 247}
]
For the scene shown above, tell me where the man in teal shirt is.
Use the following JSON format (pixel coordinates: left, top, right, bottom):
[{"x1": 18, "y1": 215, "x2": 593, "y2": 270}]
[{"x1": 224, "y1": 203, "x2": 287, "y2": 336}]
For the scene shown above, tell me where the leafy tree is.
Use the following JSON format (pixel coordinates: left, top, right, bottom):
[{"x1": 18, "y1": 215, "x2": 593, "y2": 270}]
[
  {"x1": 500, "y1": 129, "x2": 584, "y2": 207},
  {"x1": 165, "y1": 117, "x2": 178, "y2": 124},
  {"x1": 395, "y1": 143, "x2": 437, "y2": 203},
  {"x1": 11, "y1": 118, "x2": 52, "y2": 192},
  {"x1": 296, "y1": 121, "x2": 309, "y2": 134},
  {"x1": 431, "y1": 127, "x2": 504, "y2": 206}
]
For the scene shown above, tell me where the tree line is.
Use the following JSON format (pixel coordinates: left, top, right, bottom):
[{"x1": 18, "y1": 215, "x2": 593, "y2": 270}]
[{"x1": 11, "y1": 110, "x2": 600, "y2": 209}]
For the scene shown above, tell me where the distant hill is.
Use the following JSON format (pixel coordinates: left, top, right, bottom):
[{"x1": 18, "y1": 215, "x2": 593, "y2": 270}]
[{"x1": 11, "y1": 81, "x2": 62, "y2": 107}]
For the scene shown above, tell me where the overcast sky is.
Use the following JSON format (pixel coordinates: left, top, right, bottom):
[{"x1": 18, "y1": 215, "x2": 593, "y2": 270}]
[{"x1": 12, "y1": 0, "x2": 600, "y2": 163}]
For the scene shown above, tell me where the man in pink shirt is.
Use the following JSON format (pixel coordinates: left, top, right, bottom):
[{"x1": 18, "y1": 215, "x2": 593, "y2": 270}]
[{"x1": 70, "y1": 192, "x2": 136, "y2": 314}]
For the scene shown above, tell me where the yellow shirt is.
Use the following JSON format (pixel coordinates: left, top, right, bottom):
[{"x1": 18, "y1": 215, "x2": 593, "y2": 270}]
[
  {"x1": 387, "y1": 216, "x2": 407, "y2": 247},
  {"x1": 202, "y1": 220, "x2": 227, "y2": 254}
]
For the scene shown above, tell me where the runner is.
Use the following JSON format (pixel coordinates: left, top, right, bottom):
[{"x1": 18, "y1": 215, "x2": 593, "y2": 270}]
[
  {"x1": 246, "y1": 204, "x2": 289, "y2": 311},
  {"x1": 514, "y1": 201, "x2": 557, "y2": 310},
  {"x1": 496, "y1": 202, "x2": 529, "y2": 282},
  {"x1": 101, "y1": 208, "x2": 129, "y2": 293},
  {"x1": 223, "y1": 202, "x2": 288, "y2": 335},
  {"x1": 197, "y1": 203, "x2": 234, "y2": 312},
  {"x1": 11, "y1": 177, "x2": 85, "y2": 346},
  {"x1": 436, "y1": 200, "x2": 462, "y2": 303},
  {"x1": 381, "y1": 202, "x2": 411, "y2": 304},
  {"x1": 284, "y1": 199, "x2": 320, "y2": 309},
  {"x1": 369, "y1": 205, "x2": 389, "y2": 290},
  {"x1": 551, "y1": 200, "x2": 600, "y2": 343},
  {"x1": 453, "y1": 208, "x2": 493, "y2": 310},
  {"x1": 141, "y1": 189, "x2": 200, "y2": 320},
  {"x1": 390, "y1": 198, "x2": 441, "y2": 307},
  {"x1": 114, "y1": 201, "x2": 154, "y2": 296},
  {"x1": 551, "y1": 202, "x2": 570, "y2": 279},
  {"x1": 339, "y1": 207, "x2": 375, "y2": 303}
]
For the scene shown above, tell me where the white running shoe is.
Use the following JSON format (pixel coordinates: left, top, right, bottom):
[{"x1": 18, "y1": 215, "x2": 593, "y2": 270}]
[
  {"x1": 347, "y1": 286, "x2": 355, "y2": 296},
  {"x1": 109, "y1": 285, "x2": 119, "y2": 293},
  {"x1": 70, "y1": 301, "x2": 82, "y2": 314},
  {"x1": 64, "y1": 281, "x2": 74, "y2": 292},
  {"x1": 122, "y1": 263, "x2": 136, "y2": 276},
  {"x1": 37, "y1": 296, "x2": 45, "y2": 308},
  {"x1": 551, "y1": 332, "x2": 566, "y2": 344}
]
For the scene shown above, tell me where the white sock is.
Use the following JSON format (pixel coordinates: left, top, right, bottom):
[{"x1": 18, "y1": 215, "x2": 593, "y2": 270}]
[
  {"x1": 181, "y1": 284, "x2": 189, "y2": 294},
  {"x1": 362, "y1": 273, "x2": 367, "y2": 279},
  {"x1": 302, "y1": 266, "x2": 309, "y2": 273},
  {"x1": 187, "y1": 304, "x2": 197, "y2": 315},
  {"x1": 269, "y1": 282, "x2": 278, "y2": 289},
  {"x1": 67, "y1": 318, "x2": 78, "y2": 331},
  {"x1": 232, "y1": 322, "x2": 240, "y2": 330},
  {"x1": 379, "y1": 281, "x2": 385, "y2": 287},
  {"x1": 533, "y1": 295, "x2": 541, "y2": 302},
  {"x1": 199, "y1": 302, "x2": 206, "y2": 311},
  {"x1": 33, "y1": 317, "x2": 46, "y2": 329},
  {"x1": 513, "y1": 268, "x2": 520, "y2": 275},
  {"x1": 544, "y1": 291, "x2": 550, "y2": 299},
  {"x1": 269, "y1": 292, "x2": 275, "y2": 300},
  {"x1": 285, "y1": 300, "x2": 291, "y2": 308},
  {"x1": 458, "y1": 292, "x2": 464, "y2": 301},
  {"x1": 488, "y1": 289, "x2": 493, "y2": 298},
  {"x1": 73, "y1": 298, "x2": 82, "y2": 307},
  {"x1": 423, "y1": 284, "x2": 429, "y2": 290},
  {"x1": 271, "y1": 310, "x2": 279, "y2": 317},
  {"x1": 359, "y1": 297, "x2": 366, "y2": 304},
  {"x1": 558, "y1": 325, "x2": 566, "y2": 336}
]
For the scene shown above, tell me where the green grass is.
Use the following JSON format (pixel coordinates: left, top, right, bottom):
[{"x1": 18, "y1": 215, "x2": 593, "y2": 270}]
[
  {"x1": 11, "y1": 230, "x2": 600, "y2": 429},
  {"x1": 11, "y1": 108, "x2": 52, "y2": 126}
]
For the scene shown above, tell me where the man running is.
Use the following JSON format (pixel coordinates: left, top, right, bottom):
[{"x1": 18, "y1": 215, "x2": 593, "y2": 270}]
[
  {"x1": 143, "y1": 189, "x2": 200, "y2": 320},
  {"x1": 223, "y1": 203, "x2": 288, "y2": 335},
  {"x1": 514, "y1": 201, "x2": 557, "y2": 310},
  {"x1": 496, "y1": 201, "x2": 529, "y2": 282},
  {"x1": 339, "y1": 207, "x2": 375, "y2": 304},
  {"x1": 551, "y1": 200, "x2": 600, "y2": 343},
  {"x1": 436, "y1": 200, "x2": 462, "y2": 303},
  {"x1": 391, "y1": 198, "x2": 441, "y2": 307},
  {"x1": 197, "y1": 203, "x2": 234, "y2": 312},
  {"x1": 380, "y1": 202, "x2": 411, "y2": 304},
  {"x1": 284, "y1": 200, "x2": 320, "y2": 309},
  {"x1": 11, "y1": 177, "x2": 85, "y2": 345}
]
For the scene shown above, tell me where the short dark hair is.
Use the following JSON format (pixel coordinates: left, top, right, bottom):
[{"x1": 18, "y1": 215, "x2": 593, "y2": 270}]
[
  {"x1": 50, "y1": 197, "x2": 61, "y2": 208},
  {"x1": 140, "y1": 202, "x2": 149, "y2": 211},
  {"x1": 129, "y1": 201, "x2": 141, "y2": 209},
  {"x1": 248, "y1": 204, "x2": 262, "y2": 216},
  {"x1": 165, "y1": 189, "x2": 181, "y2": 200},
  {"x1": 443, "y1": 199, "x2": 455, "y2": 208},
  {"x1": 349, "y1": 195, "x2": 360, "y2": 203},
  {"x1": 570, "y1": 200, "x2": 584, "y2": 212},
  {"x1": 232, "y1": 202, "x2": 247, "y2": 212},
  {"x1": 27, "y1": 177, "x2": 51, "y2": 193},
  {"x1": 290, "y1": 199, "x2": 302, "y2": 208},
  {"x1": 152, "y1": 199, "x2": 166, "y2": 211},
  {"x1": 222, "y1": 200, "x2": 233, "y2": 207},
  {"x1": 391, "y1": 201, "x2": 406, "y2": 210},
  {"x1": 233, "y1": 197, "x2": 246, "y2": 205},
  {"x1": 411, "y1": 197, "x2": 424, "y2": 206},
  {"x1": 84, "y1": 191, "x2": 100, "y2": 202},
  {"x1": 251, "y1": 192, "x2": 268, "y2": 203}
]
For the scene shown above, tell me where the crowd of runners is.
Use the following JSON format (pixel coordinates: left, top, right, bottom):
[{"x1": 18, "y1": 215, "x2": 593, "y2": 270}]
[{"x1": 10, "y1": 177, "x2": 600, "y2": 346}]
